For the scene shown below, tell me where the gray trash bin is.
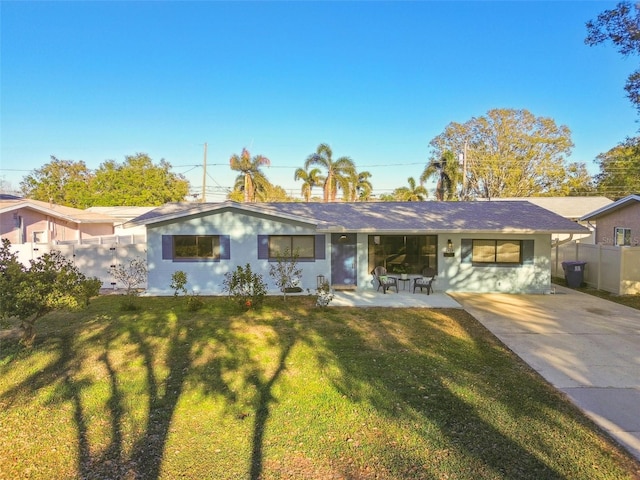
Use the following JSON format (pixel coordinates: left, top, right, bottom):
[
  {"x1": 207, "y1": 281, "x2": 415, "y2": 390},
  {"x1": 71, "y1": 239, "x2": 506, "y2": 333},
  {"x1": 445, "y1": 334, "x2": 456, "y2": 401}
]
[{"x1": 561, "y1": 261, "x2": 586, "y2": 288}]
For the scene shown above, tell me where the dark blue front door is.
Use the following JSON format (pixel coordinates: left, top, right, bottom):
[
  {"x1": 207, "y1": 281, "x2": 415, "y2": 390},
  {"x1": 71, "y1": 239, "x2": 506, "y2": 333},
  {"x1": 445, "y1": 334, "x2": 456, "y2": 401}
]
[{"x1": 331, "y1": 233, "x2": 357, "y2": 286}]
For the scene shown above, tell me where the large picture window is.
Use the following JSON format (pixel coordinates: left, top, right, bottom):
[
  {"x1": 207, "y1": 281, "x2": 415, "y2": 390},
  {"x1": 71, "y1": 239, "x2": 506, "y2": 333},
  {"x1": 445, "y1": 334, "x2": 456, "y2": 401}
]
[
  {"x1": 268, "y1": 235, "x2": 315, "y2": 259},
  {"x1": 368, "y1": 235, "x2": 437, "y2": 274},
  {"x1": 472, "y1": 240, "x2": 522, "y2": 264},
  {"x1": 174, "y1": 235, "x2": 220, "y2": 259}
]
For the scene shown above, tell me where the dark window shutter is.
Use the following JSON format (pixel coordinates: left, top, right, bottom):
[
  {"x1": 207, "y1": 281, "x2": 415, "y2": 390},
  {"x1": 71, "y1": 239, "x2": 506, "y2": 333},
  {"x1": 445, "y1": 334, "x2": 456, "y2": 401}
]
[
  {"x1": 162, "y1": 235, "x2": 173, "y2": 260},
  {"x1": 522, "y1": 240, "x2": 534, "y2": 265},
  {"x1": 258, "y1": 235, "x2": 269, "y2": 259},
  {"x1": 219, "y1": 235, "x2": 231, "y2": 260},
  {"x1": 461, "y1": 239, "x2": 472, "y2": 264},
  {"x1": 315, "y1": 235, "x2": 325, "y2": 259}
]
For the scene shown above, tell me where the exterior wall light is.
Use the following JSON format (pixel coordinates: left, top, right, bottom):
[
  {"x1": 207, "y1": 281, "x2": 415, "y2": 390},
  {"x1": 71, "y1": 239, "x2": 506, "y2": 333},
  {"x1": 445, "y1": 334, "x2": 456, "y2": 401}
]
[{"x1": 444, "y1": 239, "x2": 455, "y2": 257}]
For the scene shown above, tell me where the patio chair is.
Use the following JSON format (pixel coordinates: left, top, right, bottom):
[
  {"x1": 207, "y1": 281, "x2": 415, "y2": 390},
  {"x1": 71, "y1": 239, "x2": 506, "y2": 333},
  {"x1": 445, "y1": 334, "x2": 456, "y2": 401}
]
[
  {"x1": 371, "y1": 266, "x2": 398, "y2": 294},
  {"x1": 413, "y1": 267, "x2": 436, "y2": 294}
]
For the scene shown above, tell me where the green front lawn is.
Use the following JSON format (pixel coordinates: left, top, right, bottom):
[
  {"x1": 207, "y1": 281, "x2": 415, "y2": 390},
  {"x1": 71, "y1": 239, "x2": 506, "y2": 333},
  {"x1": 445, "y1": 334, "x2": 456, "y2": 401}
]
[{"x1": 1, "y1": 296, "x2": 638, "y2": 479}]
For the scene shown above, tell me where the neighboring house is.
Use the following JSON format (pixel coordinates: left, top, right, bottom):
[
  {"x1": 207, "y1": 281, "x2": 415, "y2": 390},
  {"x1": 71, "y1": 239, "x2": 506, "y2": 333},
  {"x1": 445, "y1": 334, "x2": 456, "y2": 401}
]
[
  {"x1": 86, "y1": 206, "x2": 155, "y2": 238},
  {"x1": 126, "y1": 200, "x2": 588, "y2": 295},
  {"x1": 0, "y1": 198, "x2": 116, "y2": 245},
  {"x1": 580, "y1": 194, "x2": 640, "y2": 246},
  {"x1": 482, "y1": 196, "x2": 613, "y2": 244}
]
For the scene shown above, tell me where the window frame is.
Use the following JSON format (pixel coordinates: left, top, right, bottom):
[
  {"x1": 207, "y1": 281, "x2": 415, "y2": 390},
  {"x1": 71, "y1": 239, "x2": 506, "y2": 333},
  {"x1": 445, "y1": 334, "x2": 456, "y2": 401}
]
[
  {"x1": 614, "y1": 227, "x2": 631, "y2": 246},
  {"x1": 173, "y1": 235, "x2": 221, "y2": 260},
  {"x1": 268, "y1": 235, "x2": 315, "y2": 260},
  {"x1": 471, "y1": 239, "x2": 523, "y2": 265}
]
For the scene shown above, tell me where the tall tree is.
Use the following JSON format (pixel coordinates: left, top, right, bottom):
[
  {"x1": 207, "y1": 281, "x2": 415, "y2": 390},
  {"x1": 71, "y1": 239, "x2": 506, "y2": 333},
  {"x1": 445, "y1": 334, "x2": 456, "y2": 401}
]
[
  {"x1": 420, "y1": 151, "x2": 460, "y2": 200},
  {"x1": 20, "y1": 156, "x2": 93, "y2": 208},
  {"x1": 346, "y1": 170, "x2": 373, "y2": 201},
  {"x1": 392, "y1": 177, "x2": 428, "y2": 201},
  {"x1": 594, "y1": 136, "x2": 640, "y2": 199},
  {"x1": 228, "y1": 176, "x2": 292, "y2": 202},
  {"x1": 586, "y1": 1, "x2": 640, "y2": 115},
  {"x1": 293, "y1": 167, "x2": 323, "y2": 202},
  {"x1": 558, "y1": 162, "x2": 597, "y2": 197},
  {"x1": 91, "y1": 153, "x2": 189, "y2": 206},
  {"x1": 229, "y1": 148, "x2": 271, "y2": 202},
  {"x1": 304, "y1": 143, "x2": 356, "y2": 202},
  {"x1": 429, "y1": 109, "x2": 575, "y2": 199}
]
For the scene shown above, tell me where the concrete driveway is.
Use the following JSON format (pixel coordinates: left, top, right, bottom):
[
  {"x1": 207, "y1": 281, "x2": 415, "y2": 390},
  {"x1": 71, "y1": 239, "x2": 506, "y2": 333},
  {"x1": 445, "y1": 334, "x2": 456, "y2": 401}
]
[{"x1": 452, "y1": 286, "x2": 640, "y2": 462}]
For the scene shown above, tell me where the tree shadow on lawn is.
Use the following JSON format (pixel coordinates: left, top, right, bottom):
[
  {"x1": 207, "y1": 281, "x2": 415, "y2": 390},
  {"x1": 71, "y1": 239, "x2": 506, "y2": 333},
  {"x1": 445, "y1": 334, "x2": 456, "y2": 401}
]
[
  {"x1": 0, "y1": 299, "x2": 636, "y2": 480},
  {"x1": 304, "y1": 307, "x2": 597, "y2": 479},
  {"x1": 0, "y1": 299, "x2": 304, "y2": 480}
]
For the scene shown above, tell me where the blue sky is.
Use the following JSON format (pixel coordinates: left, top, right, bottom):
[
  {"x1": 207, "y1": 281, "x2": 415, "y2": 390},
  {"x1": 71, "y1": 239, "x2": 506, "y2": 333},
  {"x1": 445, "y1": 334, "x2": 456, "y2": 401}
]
[{"x1": 1, "y1": 1, "x2": 637, "y2": 201}]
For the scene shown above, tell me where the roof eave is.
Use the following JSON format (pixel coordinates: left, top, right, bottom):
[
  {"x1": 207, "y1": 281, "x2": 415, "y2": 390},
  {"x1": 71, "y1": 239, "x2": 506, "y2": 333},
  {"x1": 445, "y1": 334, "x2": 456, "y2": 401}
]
[{"x1": 128, "y1": 201, "x2": 319, "y2": 228}]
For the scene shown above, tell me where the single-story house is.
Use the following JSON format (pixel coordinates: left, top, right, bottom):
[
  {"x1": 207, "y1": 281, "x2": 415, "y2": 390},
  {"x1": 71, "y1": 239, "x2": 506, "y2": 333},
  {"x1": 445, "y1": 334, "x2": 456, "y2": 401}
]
[
  {"x1": 580, "y1": 194, "x2": 640, "y2": 246},
  {"x1": 127, "y1": 200, "x2": 588, "y2": 295},
  {"x1": 0, "y1": 198, "x2": 117, "y2": 245}
]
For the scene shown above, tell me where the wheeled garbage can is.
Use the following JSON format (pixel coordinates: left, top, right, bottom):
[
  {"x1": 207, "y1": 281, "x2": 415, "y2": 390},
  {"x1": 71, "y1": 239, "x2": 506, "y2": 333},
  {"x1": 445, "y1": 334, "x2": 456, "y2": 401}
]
[{"x1": 561, "y1": 261, "x2": 587, "y2": 288}]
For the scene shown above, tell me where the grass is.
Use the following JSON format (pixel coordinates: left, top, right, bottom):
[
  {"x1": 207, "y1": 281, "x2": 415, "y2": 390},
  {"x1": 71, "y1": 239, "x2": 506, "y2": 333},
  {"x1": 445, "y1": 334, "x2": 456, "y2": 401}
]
[
  {"x1": 1, "y1": 295, "x2": 639, "y2": 480},
  {"x1": 553, "y1": 276, "x2": 640, "y2": 310}
]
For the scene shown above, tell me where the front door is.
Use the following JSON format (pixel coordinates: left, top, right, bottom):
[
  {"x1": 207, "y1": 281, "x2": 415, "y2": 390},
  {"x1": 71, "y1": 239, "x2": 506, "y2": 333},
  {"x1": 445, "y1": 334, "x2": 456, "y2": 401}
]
[{"x1": 331, "y1": 233, "x2": 357, "y2": 287}]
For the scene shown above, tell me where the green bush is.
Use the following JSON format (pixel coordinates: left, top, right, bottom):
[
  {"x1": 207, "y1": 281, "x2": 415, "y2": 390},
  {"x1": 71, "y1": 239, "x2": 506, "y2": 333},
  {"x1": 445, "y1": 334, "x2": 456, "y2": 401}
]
[
  {"x1": 170, "y1": 270, "x2": 188, "y2": 296},
  {"x1": 186, "y1": 293, "x2": 205, "y2": 312},
  {"x1": 0, "y1": 239, "x2": 103, "y2": 345},
  {"x1": 223, "y1": 264, "x2": 267, "y2": 310}
]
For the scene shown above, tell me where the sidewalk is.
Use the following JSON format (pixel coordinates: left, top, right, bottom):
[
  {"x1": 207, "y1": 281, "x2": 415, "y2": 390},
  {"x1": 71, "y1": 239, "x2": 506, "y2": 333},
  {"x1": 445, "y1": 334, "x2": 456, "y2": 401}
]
[{"x1": 451, "y1": 286, "x2": 640, "y2": 462}]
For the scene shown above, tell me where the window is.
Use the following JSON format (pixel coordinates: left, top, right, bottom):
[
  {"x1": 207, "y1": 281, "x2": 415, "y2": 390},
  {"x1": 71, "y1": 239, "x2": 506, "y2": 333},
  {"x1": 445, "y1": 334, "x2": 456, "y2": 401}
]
[
  {"x1": 174, "y1": 235, "x2": 220, "y2": 259},
  {"x1": 472, "y1": 240, "x2": 522, "y2": 264},
  {"x1": 615, "y1": 227, "x2": 631, "y2": 246},
  {"x1": 268, "y1": 235, "x2": 315, "y2": 259},
  {"x1": 368, "y1": 235, "x2": 438, "y2": 274}
]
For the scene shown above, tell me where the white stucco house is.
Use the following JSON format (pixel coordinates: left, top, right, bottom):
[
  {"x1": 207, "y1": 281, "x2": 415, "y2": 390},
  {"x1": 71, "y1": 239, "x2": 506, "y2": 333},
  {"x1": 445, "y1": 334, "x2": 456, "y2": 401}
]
[{"x1": 126, "y1": 200, "x2": 588, "y2": 295}]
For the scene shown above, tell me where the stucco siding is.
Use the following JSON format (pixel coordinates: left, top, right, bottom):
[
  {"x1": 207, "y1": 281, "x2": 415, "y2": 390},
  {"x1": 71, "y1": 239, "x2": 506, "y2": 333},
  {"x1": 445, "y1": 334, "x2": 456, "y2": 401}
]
[
  {"x1": 352, "y1": 233, "x2": 551, "y2": 294},
  {"x1": 146, "y1": 210, "x2": 331, "y2": 295},
  {"x1": 1, "y1": 207, "x2": 114, "y2": 244},
  {"x1": 436, "y1": 233, "x2": 552, "y2": 294},
  {"x1": 594, "y1": 203, "x2": 640, "y2": 246}
]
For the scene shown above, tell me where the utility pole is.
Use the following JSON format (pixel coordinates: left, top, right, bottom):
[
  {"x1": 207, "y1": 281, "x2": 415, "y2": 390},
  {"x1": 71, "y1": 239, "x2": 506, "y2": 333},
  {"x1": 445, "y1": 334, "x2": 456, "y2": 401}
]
[{"x1": 201, "y1": 142, "x2": 207, "y2": 203}]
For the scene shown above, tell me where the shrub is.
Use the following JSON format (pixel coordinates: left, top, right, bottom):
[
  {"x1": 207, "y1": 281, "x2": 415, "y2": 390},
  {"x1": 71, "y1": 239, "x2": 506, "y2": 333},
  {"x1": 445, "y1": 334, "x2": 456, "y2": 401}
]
[
  {"x1": 223, "y1": 264, "x2": 267, "y2": 310},
  {"x1": 0, "y1": 239, "x2": 102, "y2": 345},
  {"x1": 109, "y1": 257, "x2": 147, "y2": 296},
  {"x1": 186, "y1": 293, "x2": 205, "y2": 312},
  {"x1": 316, "y1": 281, "x2": 334, "y2": 307},
  {"x1": 170, "y1": 270, "x2": 188, "y2": 297},
  {"x1": 268, "y1": 249, "x2": 303, "y2": 301}
]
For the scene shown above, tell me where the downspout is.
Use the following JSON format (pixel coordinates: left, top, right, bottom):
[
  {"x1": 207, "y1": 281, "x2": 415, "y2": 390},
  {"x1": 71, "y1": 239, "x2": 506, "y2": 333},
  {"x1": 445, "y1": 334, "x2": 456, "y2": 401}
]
[
  {"x1": 586, "y1": 220, "x2": 597, "y2": 244},
  {"x1": 552, "y1": 234, "x2": 574, "y2": 275}
]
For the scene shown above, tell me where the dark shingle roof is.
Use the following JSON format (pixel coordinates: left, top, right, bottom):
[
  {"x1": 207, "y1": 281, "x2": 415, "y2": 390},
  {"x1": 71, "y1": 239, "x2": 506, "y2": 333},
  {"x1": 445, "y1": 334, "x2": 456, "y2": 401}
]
[{"x1": 129, "y1": 200, "x2": 588, "y2": 234}]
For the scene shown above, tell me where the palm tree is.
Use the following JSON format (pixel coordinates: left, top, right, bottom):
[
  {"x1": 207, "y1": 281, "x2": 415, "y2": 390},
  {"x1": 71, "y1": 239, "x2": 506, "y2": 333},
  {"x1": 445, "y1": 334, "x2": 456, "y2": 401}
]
[
  {"x1": 420, "y1": 150, "x2": 459, "y2": 201},
  {"x1": 346, "y1": 170, "x2": 373, "y2": 201},
  {"x1": 293, "y1": 167, "x2": 324, "y2": 202},
  {"x1": 304, "y1": 143, "x2": 356, "y2": 202},
  {"x1": 394, "y1": 177, "x2": 428, "y2": 201},
  {"x1": 229, "y1": 148, "x2": 271, "y2": 202}
]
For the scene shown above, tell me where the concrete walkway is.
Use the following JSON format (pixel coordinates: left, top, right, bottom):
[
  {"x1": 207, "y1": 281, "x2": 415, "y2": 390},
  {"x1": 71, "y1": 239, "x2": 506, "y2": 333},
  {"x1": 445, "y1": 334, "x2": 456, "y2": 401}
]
[{"x1": 452, "y1": 286, "x2": 640, "y2": 462}]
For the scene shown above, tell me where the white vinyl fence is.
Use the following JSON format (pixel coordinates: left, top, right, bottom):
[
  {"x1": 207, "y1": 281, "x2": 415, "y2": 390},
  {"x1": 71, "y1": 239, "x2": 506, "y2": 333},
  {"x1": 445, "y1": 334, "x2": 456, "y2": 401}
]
[
  {"x1": 10, "y1": 242, "x2": 147, "y2": 290},
  {"x1": 552, "y1": 242, "x2": 640, "y2": 295}
]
